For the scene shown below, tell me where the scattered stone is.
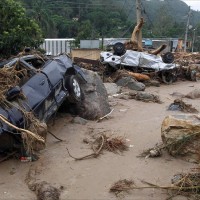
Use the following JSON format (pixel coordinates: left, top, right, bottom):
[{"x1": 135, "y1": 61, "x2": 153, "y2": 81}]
[
  {"x1": 185, "y1": 89, "x2": 200, "y2": 99},
  {"x1": 104, "y1": 83, "x2": 121, "y2": 95},
  {"x1": 116, "y1": 77, "x2": 145, "y2": 91},
  {"x1": 144, "y1": 80, "x2": 160, "y2": 87},
  {"x1": 170, "y1": 92, "x2": 185, "y2": 98},
  {"x1": 129, "y1": 91, "x2": 161, "y2": 103},
  {"x1": 168, "y1": 99, "x2": 198, "y2": 113},
  {"x1": 161, "y1": 114, "x2": 200, "y2": 163},
  {"x1": 72, "y1": 117, "x2": 88, "y2": 125}
]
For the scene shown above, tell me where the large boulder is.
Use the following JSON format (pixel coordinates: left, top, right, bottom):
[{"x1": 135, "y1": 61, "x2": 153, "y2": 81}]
[
  {"x1": 161, "y1": 114, "x2": 200, "y2": 163},
  {"x1": 75, "y1": 69, "x2": 111, "y2": 120}
]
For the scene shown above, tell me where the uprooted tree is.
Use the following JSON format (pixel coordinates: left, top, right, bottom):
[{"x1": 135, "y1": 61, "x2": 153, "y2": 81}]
[
  {"x1": 124, "y1": 17, "x2": 167, "y2": 55},
  {"x1": 0, "y1": 0, "x2": 43, "y2": 58}
]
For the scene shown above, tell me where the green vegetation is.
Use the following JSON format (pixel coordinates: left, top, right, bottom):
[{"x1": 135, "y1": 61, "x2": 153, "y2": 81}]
[
  {"x1": 1, "y1": 0, "x2": 200, "y2": 57},
  {"x1": 0, "y1": 0, "x2": 43, "y2": 58}
]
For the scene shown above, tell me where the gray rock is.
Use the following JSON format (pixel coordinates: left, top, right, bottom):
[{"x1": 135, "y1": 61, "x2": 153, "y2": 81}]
[
  {"x1": 75, "y1": 69, "x2": 111, "y2": 120},
  {"x1": 116, "y1": 77, "x2": 145, "y2": 91},
  {"x1": 104, "y1": 83, "x2": 121, "y2": 95},
  {"x1": 72, "y1": 117, "x2": 88, "y2": 125}
]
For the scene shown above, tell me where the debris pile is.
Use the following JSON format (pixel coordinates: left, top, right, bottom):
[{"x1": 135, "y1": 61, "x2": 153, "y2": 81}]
[
  {"x1": 67, "y1": 133, "x2": 129, "y2": 160},
  {"x1": 93, "y1": 134, "x2": 129, "y2": 154},
  {"x1": 0, "y1": 65, "x2": 24, "y2": 104}
]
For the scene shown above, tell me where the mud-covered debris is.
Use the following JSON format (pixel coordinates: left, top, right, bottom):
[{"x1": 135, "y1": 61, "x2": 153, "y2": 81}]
[
  {"x1": 168, "y1": 99, "x2": 198, "y2": 113},
  {"x1": 138, "y1": 146, "x2": 162, "y2": 158},
  {"x1": 93, "y1": 134, "x2": 129, "y2": 154},
  {"x1": 110, "y1": 179, "x2": 135, "y2": 196},
  {"x1": 171, "y1": 169, "x2": 200, "y2": 199},
  {"x1": 35, "y1": 181, "x2": 60, "y2": 200},
  {"x1": 67, "y1": 133, "x2": 129, "y2": 161}
]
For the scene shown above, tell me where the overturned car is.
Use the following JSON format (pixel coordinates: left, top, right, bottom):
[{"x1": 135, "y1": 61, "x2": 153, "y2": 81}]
[
  {"x1": 0, "y1": 54, "x2": 86, "y2": 154},
  {"x1": 100, "y1": 42, "x2": 177, "y2": 84}
]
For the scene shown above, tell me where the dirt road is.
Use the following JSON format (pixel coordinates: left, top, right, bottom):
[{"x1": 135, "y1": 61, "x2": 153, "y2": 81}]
[{"x1": 0, "y1": 81, "x2": 200, "y2": 200}]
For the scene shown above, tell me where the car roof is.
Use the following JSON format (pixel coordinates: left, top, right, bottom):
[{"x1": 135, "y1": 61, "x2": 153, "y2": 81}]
[{"x1": 0, "y1": 55, "x2": 43, "y2": 68}]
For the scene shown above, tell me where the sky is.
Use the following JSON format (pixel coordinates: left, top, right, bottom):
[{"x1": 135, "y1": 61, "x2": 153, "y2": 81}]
[{"x1": 182, "y1": 0, "x2": 200, "y2": 11}]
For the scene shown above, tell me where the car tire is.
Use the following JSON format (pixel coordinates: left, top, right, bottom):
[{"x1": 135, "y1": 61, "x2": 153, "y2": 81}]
[
  {"x1": 161, "y1": 70, "x2": 176, "y2": 84},
  {"x1": 113, "y1": 42, "x2": 126, "y2": 56},
  {"x1": 162, "y1": 52, "x2": 174, "y2": 64},
  {"x1": 65, "y1": 75, "x2": 83, "y2": 103}
]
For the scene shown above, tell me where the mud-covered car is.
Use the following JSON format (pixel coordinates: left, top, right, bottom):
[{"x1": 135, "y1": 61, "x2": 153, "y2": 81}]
[{"x1": 0, "y1": 54, "x2": 86, "y2": 153}]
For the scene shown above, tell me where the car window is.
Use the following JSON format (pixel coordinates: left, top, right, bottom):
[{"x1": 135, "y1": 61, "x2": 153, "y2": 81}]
[{"x1": 23, "y1": 57, "x2": 45, "y2": 69}]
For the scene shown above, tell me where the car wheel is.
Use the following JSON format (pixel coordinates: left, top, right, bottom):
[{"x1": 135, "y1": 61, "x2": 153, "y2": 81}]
[
  {"x1": 65, "y1": 75, "x2": 83, "y2": 103},
  {"x1": 113, "y1": 42, "x2": 126, "y2": 56},
  {"x1": 162, "y1": 52, "x2": 174, "y2": 64},
  {"x1": 161, "y1": 70, "x2": 176, "y2": 84}
]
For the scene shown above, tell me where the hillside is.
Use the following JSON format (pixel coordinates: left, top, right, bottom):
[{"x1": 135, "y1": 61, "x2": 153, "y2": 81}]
[
  {"x1": 18, "y1": 0, "x2": 200, "y2": 39},
  {"x1": 117, "y1": 0, "x2": 200, "y2": 26}
]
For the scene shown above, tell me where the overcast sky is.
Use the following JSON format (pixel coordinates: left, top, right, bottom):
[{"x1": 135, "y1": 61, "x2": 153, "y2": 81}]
[{"x1": 182, "y1": 0, "x2": 200, "y2": 11}]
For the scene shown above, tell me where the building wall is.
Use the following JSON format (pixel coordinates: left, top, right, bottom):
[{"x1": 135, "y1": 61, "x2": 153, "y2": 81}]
[
  {"x1": 40, "y1": 39, "x2": 75, "y2": 55},
  {"x1": 71, "y1": 49, "x2": 101, "y2": 60}
]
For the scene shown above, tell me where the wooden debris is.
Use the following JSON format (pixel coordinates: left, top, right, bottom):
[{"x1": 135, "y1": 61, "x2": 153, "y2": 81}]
[
  {"x1": 96, "y1": 109, "x2": 114, "y2": 123},
  {"x1": 93, "y1": 134, "x2": 129, "y2": 154},
  {"x1": 110, "y1": 179, "x2": 135, "y2": 196},
  {"x1": 149, "y1": 44, "x2": 167, "y2": 55},
  {"x1": 0, "y1": 114, "x2": 45, "y2": 155},
  {"x1": 128, "y1": 72, "x2": 150, "y2": 81},
  {"x1": 67, "y1": 134, "x2": 129, "y2": 161}
]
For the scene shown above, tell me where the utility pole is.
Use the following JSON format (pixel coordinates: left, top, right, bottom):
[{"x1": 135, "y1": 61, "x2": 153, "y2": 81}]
[
  {"x1": 184, "y1": 7, "x2": 192, "y2": 52},
  {"x1": 136, "y1": 0, "x2": 142, "y2": 47},
  {"x1": 192, "y1": 28, "x2": 196, "y2": 52}
]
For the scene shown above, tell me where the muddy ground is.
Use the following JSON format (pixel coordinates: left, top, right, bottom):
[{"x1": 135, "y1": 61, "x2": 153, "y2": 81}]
[{"x1": 1, "y1": 80, "x2": 200, "y2": 200}]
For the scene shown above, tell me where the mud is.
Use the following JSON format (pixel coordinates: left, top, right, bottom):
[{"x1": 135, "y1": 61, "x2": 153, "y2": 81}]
[{"x1": 0, "y1": 81, "x2": 200, "y2": 200}]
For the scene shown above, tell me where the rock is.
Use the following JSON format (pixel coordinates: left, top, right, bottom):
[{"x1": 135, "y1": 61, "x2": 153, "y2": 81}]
[
  {"x1": 75, "y1": 69, "x2": 111, "y2": 120},
  {"x1": 72, "y1": 117, "x2": 88, "y2": 125},
  {"x1": 144, "y1": 80, "x2": 160, "y2": 87},
  {"x1": 130, "y1": 91, "x2": 161, "y2": 103},
  {"x1": 104, "y1": 83, "x2": 121, "y2": 95},
  {"x1": 185, "y1": 89, "x2": 200, "y2": 99},
  {"x1": 161, "y1": 114, "x2": 200, "y2": 163},
  {"x1": 116, "y1": 77, "x2": 145, "y2": 91}
]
